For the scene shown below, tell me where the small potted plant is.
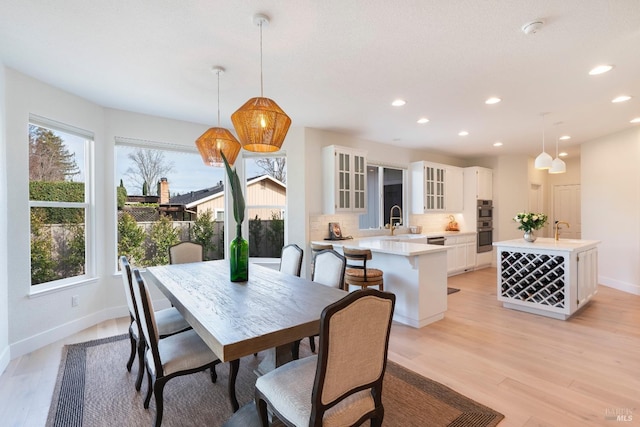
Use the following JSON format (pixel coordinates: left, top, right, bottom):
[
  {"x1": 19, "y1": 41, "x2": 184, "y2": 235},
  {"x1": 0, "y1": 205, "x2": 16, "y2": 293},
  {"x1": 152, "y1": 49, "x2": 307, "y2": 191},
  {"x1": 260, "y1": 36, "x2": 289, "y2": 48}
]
[{"x1": 513, "y1": 212, "x2": 548, "y2": 242}]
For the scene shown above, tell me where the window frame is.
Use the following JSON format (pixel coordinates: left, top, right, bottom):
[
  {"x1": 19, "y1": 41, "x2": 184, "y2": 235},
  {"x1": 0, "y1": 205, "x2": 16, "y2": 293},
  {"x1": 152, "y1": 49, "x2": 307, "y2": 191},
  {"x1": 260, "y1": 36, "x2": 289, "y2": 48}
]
[
  {"x1": 28, "y1": 115, "x2": 96, "y2": 294},
  {"x1": 359, "y1": 164, "x2": 407, "y2": 230}
]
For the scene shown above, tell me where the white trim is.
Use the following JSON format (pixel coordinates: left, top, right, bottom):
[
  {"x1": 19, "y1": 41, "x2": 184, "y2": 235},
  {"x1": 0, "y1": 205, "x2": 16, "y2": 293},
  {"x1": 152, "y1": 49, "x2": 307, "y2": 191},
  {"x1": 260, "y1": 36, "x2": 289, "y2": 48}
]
[
  {"x1": 599, "y1": 275, "x2": 640, "y2": 295},
  {"x1": 29, "y1": 114, "x2": 94, "y2": 139},
  {"x1": 28, "y1": 276, "x2": 98, "y2": 297},
  {"x1": 185, "y1": 190, "x2": 224, "y2": 208},
  {"x1": 0, "y1": 345, "x2": 9, "y2": 376},
  {"x1": 114, "y1": 136, "x2": 199, "y2": 154}
]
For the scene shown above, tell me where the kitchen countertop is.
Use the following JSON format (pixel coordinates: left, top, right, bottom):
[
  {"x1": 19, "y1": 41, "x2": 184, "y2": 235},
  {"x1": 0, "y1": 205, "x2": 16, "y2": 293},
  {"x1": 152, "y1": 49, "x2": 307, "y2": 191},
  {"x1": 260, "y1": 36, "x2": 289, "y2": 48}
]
[
  {"x1": 493, "y1": 237, "x2": 600, "y2": 252},
  {"x1": 312, "y1": 235, "x2": 449, "y2": 256}
]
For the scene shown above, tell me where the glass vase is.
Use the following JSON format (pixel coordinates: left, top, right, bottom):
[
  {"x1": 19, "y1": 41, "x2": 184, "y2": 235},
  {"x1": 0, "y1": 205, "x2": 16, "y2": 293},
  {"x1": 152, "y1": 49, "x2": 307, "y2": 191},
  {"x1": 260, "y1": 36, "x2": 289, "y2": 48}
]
[
  {"x1": 230, "y1": 224, "x2": 249, "y2": 282},
  {"x1": 523, "y1": 230, "x2": 537, "y2": 243}
]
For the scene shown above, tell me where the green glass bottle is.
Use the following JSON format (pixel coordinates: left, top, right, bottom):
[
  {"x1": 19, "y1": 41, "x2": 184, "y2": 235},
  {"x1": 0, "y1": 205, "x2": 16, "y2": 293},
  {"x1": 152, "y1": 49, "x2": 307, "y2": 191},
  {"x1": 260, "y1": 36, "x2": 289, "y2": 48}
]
[{"x1": 230, "y1": 224, "x2": 249, "y2": 282}]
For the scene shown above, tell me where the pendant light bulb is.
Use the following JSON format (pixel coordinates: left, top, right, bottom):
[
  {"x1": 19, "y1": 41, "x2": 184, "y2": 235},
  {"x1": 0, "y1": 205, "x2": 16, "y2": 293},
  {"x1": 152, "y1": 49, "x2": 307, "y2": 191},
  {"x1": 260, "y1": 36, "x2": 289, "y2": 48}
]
[{"x1": 535, "y1": 113, "x2": 553, "y2": 169}]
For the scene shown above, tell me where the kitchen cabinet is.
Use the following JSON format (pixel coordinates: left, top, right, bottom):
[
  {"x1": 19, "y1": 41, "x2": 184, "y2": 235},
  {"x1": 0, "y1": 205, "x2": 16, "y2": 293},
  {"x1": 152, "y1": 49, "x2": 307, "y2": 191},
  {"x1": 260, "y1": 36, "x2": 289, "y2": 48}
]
[
  {"x1": 445, "y1": 233, "x2": 476, "y2": 276},
  {"x1": 410, "y1": 161, "x2": 463, "y2": 213},
  {"x1": 464, "y1": 166, "x2": 493, "y2": 200},
  {"x1": 323, "y1": 145, "x2": 367, "y2": 214}
]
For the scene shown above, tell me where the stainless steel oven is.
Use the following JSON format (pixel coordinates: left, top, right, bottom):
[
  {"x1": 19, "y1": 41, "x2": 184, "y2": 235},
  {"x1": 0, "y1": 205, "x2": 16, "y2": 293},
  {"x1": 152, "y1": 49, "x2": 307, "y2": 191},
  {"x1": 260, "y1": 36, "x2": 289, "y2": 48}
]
[{"x1": 477, "y1": 200, "x2": 493, "y2": 252}]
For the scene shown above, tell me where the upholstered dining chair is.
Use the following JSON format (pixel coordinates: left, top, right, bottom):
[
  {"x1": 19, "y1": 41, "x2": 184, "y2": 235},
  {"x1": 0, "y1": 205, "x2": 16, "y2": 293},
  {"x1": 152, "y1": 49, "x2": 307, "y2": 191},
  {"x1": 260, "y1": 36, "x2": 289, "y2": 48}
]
[
  {"x1": 305, "y1": 249, "x2": 346, "y2": 352},
  {"x1": 168, "y1": 241, "x2": 204, "y2": 264},
  {"x1": 119, "y1": 256, "x2": 191, "y2": 391},
  {"x1": 255, "y1": 288, "x2": 396, "y2": 427},
  {"x1": 279, "y1": 244, "x2": 304, "y2": 277},
  {"x1": 132, "y1": 268, "x2": 240, "y2": 427},
  {"x1": 343, "y1": 247, "x2": 384, "y2": 291}
]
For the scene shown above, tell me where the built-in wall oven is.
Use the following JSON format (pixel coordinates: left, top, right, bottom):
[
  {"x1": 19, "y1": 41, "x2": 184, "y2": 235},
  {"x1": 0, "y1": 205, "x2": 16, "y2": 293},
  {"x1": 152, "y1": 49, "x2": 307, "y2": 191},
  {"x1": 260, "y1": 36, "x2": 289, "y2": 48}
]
[{"x1": 477, "y1": 200, "x2": 493, "y2": 253}]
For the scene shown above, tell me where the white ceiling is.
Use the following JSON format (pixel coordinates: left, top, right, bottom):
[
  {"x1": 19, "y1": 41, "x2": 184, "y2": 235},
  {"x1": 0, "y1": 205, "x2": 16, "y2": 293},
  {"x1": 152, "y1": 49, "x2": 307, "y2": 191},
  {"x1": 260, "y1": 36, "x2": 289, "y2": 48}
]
[{"x1": 2, "y1": 0, "x2": 640, "y2": 160}]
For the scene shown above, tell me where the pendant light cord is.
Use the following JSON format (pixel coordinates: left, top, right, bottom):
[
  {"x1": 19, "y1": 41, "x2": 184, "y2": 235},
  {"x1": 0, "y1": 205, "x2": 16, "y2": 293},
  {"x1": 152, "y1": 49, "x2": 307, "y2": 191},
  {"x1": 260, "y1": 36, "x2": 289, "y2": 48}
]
[
  {"x1": 216, "y1": 70, "x2": 221, "y2": 127},
  {"x1": 259, "y1": 21, "x2": 264, "y2": 97}
]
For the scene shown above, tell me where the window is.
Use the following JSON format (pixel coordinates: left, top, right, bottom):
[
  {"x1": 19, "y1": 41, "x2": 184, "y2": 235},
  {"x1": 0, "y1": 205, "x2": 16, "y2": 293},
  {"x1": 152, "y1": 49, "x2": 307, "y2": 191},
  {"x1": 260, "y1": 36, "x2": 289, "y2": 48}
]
[
  {"x1": 244, "y1": 154, "x2": 287, "y2": 258},
  {"x1": 29, "y1": 116, "x2": 94, "y2": 289},
  {"x1": 115, "y1": 139, "x2": 227, "y2": 265},
  {"x1": 359, "y1": 165, "x2": 405, "y2": 229}
]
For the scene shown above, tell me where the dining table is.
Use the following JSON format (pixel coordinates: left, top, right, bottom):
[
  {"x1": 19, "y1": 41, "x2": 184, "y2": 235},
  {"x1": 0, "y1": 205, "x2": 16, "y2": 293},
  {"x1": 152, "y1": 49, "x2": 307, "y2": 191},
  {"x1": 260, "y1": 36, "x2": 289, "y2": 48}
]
[{"x1": 144, "y1": 260, "x2": 347, "y2": 411}]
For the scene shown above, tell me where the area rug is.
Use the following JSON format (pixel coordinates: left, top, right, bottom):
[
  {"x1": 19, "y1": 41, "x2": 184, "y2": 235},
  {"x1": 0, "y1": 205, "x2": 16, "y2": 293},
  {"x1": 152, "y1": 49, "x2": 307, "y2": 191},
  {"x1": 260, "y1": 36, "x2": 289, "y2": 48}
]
[{"x1": 46, "y1": 334, "x2": 503, "y2": 427}]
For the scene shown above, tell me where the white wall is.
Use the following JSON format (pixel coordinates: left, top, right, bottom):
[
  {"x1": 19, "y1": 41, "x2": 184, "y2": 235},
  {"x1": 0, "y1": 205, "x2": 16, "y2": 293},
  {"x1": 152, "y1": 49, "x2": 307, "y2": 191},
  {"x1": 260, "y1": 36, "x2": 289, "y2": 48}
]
[
  {"x1": 0, "y1": 65, "x2": 10, "y2": 373},
  {"x1": 582, "y1": 127, "x2": 640, "y2": 294}
]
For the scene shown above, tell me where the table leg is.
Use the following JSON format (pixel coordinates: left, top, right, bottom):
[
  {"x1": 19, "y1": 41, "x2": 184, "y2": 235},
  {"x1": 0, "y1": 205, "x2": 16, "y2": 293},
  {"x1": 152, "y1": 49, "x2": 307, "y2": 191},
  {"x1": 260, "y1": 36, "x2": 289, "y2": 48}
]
[
  {"x1": 228, "y1": 359, "x2": 240, "y2": 412},
  {"x1": 255, "y1": 344, "x2": 294, "y2": 376}
]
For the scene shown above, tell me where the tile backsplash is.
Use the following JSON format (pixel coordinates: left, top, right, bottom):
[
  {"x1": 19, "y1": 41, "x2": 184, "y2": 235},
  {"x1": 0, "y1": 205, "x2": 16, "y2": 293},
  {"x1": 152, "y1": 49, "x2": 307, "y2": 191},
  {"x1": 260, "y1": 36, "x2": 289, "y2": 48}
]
[{"x1": 309, "y1": 212, "x2": 471, "y2": 241}]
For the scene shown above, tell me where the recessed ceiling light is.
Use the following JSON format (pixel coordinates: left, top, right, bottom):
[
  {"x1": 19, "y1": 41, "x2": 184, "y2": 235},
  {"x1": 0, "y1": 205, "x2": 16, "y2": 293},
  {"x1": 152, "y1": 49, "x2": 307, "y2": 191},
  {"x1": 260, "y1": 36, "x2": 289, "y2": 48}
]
[
  {"x1": 458, "y1": 130, "x2": 469, "y2": 136},
  {"x1": 391, "y1": 99, "x2": 406, "y2": 107},
  {"x1": 559, "y1": 135, "x2": 571, "y2": 140},
  {"x1": 485, "y1": 97, "x2": 501, "y2": 105},
  {"x1": 630, "y1": 117, "x2": 640, "y2": 124},
  {"x1": 417, "y1": 118, "x2": 429, "y2": 124},
  {"x1": 559, "y1": 152, "x2": 568, "y2": 157},
  {"x1": 589, "y1": 64, "x2": 614, "y2": 75},
  {"x1": 612, "y1": 95, "x2": 632, "y2": 103},
  {"x1": 493, "y1": 141, "x2": 503, "y2": 147}
]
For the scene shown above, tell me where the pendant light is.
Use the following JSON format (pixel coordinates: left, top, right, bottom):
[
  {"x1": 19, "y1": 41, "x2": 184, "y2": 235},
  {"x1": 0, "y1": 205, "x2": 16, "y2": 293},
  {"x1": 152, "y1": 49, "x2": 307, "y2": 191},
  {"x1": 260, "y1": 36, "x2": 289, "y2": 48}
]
[
  {"x1": 549, "y1": 123, "x2": 566, "y2": 174},
  {"x1": 196, "y1": 66, "x2": 241, "y2": 166},
  {"x1": 534, "y1": 113, "x2": 553, "y2": 169},
  {"x1": 231, "y1": 14, "x2": 291, "y2": 152}
]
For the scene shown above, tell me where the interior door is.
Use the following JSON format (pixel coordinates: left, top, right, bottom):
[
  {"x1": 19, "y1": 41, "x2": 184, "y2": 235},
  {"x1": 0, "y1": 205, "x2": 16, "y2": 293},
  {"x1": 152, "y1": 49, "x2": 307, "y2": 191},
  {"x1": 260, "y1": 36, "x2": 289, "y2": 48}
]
[{"x1": 553, "y1": 184, "x2": 581, "y2": 238}]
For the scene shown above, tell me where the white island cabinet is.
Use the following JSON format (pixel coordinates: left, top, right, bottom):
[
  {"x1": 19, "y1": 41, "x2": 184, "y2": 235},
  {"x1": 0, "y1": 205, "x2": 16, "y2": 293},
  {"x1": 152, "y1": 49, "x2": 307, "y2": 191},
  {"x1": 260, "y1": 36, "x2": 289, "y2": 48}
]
[
  {"x1": 493, "y1": 238, "x2": 600, "y2": 320},
  {"x1": 311, "y1": 237, "x2": 448, "y2": 328}
]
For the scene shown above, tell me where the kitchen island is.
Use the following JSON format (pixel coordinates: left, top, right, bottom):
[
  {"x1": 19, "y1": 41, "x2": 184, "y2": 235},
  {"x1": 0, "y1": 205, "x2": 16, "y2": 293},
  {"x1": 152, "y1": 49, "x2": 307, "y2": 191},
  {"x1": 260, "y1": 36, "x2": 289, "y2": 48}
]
[
  {"x1": 311, "y1": 235, "x2": 448, "y2": 328},
  {"x1": 494, "y1": 237, "x2": 600, "y2": 320}
]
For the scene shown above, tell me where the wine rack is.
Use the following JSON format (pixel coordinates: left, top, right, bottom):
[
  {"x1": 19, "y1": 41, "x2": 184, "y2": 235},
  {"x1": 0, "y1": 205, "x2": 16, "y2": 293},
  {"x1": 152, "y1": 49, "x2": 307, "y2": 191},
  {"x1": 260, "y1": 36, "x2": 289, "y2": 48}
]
[{"x1": 499, "y1": 251, "x2": 565, "y2": 308}]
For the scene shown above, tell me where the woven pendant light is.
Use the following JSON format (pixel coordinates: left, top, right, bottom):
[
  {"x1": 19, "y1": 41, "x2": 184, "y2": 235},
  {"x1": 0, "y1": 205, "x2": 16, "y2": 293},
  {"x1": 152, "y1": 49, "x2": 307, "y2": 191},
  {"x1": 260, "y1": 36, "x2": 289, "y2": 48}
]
[
  {"x1": 232, "y1": 14, "x2": 291, "y2": 152},
  {"x1": 196, "y1": 66, "x2": 241, "y2": 166}
]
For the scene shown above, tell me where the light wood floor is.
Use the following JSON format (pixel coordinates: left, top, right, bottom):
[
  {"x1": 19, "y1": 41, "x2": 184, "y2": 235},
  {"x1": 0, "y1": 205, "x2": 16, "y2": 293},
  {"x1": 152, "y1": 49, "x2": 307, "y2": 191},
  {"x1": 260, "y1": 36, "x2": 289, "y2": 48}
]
[{"x1": 1, "y1": 268, "x2": 639, "y2": 426}]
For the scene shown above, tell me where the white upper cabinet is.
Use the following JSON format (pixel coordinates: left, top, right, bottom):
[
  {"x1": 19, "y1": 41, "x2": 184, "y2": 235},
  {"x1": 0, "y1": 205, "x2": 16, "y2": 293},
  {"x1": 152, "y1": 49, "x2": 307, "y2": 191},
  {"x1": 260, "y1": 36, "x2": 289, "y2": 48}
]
[
  {"x1": 410, "y1": 161, "x2": 464, "y2": 213},
  {"x1": 323, "y1": 145, "x2": 367, "y2": 214},
  {"x1": 464, "y1": 166, "x2": 493, "y2": 200}
]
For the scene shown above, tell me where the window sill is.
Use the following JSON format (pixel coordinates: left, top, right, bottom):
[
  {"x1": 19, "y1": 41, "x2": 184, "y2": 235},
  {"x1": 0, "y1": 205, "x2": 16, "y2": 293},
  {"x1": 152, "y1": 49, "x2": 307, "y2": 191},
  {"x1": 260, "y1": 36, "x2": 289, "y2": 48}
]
[{"x1": 29, "y1": 276, "x2": 99, "y2": 298}]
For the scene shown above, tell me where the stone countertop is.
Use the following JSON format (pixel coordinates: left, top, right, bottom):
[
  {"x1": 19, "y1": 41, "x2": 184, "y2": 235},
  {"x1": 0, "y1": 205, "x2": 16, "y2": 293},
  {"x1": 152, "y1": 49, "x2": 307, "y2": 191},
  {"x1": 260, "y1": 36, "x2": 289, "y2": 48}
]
[
  {"x1": 311, "y1": 236, "x2": 448, "y2": 257},
  {"x1": 493, "y1": 237, "x2": 601, "y2": 252}
]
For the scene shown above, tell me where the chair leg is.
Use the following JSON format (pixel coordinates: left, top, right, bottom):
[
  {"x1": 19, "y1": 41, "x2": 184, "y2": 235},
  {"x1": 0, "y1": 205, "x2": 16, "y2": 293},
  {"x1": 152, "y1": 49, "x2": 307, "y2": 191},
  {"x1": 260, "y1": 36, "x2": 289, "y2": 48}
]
[
  {"x1": 309, "y1": 335, "x2": 316, "y2": 353},
  {"x1": 210, "y1": 363, "x2": 218, "y2": 383},
  {"x1": 153, "y1": 378, "x2": 167, "y2": 427},
  {"x1": 291, "y1": 339, "x2": 301, "y2": 360},
  {"x1": 135, "y1": 342, "x2": 145, "y2": 391},
  {"x1": 126, "y1": 329, "x2": 136, "y2": 372},
  {"x1": 144, "y1": 369, "x2": 153, "y2": 409},
  {"x1": 228, "y1": 359, "x2": 240, "y2": 412},
  {"x1": 256, "y1": 396, "x2": 270, "y2": 427}
]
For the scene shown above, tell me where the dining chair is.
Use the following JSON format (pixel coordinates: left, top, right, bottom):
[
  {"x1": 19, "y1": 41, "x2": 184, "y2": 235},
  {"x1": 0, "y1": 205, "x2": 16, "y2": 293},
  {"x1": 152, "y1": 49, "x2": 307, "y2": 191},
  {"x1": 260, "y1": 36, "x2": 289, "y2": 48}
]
[
  {"x1": 306, "y1": 249, "x2": 346, "y2": 352},
  {"x1": 343, "y1": 247, "x2": 384, "y2": 291},
  {"x1": 279, "y1": 244, "x2": 304, "y2": 277},
  {"x1": 255, "y1": 288, "x2": 396, "y2": 427},
  {"x1": 132, "y1": 268, "x2": 240, "y2": 426},
  {"x1": 119, "y1": 256, "x2": 191, "y2": 391},
  {"x1": 310, "y1": 242, "x2": 333, "y2": 277},
  {"x1": 168, "y1": 241, "x2": 204, "y2": 264}
]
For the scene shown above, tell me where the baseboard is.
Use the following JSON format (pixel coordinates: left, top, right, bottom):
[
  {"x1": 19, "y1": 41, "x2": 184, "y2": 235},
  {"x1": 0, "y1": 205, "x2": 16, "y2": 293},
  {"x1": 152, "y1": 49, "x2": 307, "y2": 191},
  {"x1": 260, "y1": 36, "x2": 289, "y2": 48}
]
[
  {"x1": 0, "y1": 344, "x2": 9, "y2": 376},
  {"x1": 599, "y1": 276, "x2": 640, "y2": 295}
]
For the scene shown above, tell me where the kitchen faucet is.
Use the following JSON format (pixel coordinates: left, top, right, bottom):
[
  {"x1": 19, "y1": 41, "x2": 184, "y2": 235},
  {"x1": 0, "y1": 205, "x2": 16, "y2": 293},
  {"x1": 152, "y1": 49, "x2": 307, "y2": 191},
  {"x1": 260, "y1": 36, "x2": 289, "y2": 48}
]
[
  {"x1": 389, "y1": 205, "x2": 402, "y2": 236},
  {"x1": 554, "y1": 221, "x2": 570, "y2": 240}
]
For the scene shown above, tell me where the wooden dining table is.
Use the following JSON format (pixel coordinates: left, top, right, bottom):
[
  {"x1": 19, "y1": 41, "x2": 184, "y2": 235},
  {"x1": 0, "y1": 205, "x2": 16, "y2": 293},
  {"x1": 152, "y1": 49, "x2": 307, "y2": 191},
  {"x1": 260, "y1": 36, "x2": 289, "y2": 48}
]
[{"x1": 144, "y1": 260, "x2": 347, "y2": 411}]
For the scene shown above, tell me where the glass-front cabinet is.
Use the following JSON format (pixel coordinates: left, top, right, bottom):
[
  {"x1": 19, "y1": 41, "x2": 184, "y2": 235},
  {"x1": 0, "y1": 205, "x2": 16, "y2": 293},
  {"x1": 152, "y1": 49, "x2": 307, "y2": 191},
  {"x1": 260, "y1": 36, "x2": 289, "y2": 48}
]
[{"x1": 323, "y1": 145, "x2": 367, "y2": 214}]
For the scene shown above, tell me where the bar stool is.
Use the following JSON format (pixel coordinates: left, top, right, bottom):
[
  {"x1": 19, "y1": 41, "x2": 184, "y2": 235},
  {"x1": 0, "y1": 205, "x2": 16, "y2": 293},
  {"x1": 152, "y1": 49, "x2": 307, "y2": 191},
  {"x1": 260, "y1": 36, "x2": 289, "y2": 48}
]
[
  {"x1": 343, "y1": 247, "x2": 384, "y2": 291},
  {"x1": 310, "y1": 242, "x2": 333, "y2": 276}
]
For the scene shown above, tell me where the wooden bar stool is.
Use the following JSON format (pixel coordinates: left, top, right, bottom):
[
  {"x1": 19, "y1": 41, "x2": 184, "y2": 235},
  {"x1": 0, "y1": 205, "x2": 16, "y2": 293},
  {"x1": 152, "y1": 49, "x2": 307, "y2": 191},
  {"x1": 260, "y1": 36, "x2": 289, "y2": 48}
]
[{"x1": 343, "y1": 247, "x2": 384, "y2": 291}]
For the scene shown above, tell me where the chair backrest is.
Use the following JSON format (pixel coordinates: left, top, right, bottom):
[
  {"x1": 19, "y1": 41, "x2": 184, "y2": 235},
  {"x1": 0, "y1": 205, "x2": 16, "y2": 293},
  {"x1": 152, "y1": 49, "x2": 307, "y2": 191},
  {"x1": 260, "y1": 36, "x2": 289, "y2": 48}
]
[
  {"x1": 119, "y1": 256, "x2": 138, "y2": 321},
  {"x1": 342, "y1": 247, "x2": 373, "y2": 270},
  {"x1": 169, "y1": 241, "x2": 204, "y2": 264},
  {"x1": 310, "y1": 242, "x2": 333, "y2": 253},
  {"x1": 311, "y1": 289, "x2": 395, "y2": 421},
  {"x1": 132, "y1": 268, "x2": 163, "y2": 376},
  {"x1": 279, "y1": 244, "x2": 303, "y2": 277},
  {"x1": 312, "y1": 249, "x2": 346, "y2": 289}
]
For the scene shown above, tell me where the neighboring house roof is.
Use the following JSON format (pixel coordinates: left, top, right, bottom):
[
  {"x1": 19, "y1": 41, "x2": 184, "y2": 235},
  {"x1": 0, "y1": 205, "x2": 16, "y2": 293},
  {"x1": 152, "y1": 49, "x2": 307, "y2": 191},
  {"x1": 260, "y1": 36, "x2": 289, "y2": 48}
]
[{"x1": 165, "y1": 175, "x2": 286, "y2": 209}]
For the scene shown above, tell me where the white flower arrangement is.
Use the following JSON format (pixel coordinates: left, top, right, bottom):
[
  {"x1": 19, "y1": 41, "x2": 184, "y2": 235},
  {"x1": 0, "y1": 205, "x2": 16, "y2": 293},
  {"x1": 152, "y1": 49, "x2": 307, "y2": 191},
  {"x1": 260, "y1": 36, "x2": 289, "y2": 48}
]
[{"x1": 513, "y1": 212, "x2": 548, "y2": 232}]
